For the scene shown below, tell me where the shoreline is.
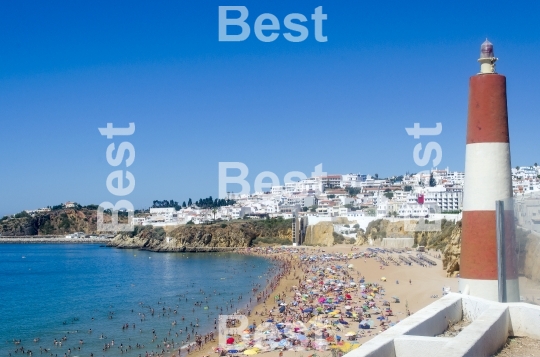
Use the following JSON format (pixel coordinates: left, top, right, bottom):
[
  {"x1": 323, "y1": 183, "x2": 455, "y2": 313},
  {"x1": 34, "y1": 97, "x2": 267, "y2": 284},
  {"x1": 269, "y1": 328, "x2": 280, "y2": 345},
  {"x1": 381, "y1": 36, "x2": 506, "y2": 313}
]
[
  {"x1": 163, "y1": 247, "x2": 299, "y2": 357},
  {"x1": 1, "y1": 243, "x2": 459, "y2": 357},
  {"x1": 166, "y1": 245, "x2": 458, "y2": 357},
  {"x1": 0, "y1": 237, "x2": 109, "y2": 244}
]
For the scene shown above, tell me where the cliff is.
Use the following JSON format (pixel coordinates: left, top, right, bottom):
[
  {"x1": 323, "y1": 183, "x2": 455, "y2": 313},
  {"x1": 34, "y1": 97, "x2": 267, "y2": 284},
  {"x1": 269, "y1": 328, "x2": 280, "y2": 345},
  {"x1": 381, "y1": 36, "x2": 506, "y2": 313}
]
[
  {"x1": 108, "y1": 218, "x2": 293, "y2": 251},
  {"x1": 0, "y1": 208, "x2": 125, "y2": 236},
  {"x1": 354, "y1": 219, "x2": 462, "y2": 276},
  {"x1": 441, "y1": 223, "x2": 462, "y2": 277},
  {"x1": 517, "y1": 229, "x2": 540, "y2": 283},
  {"x1": 303, "y1": 221, "x2": 335, "y2": 247}
]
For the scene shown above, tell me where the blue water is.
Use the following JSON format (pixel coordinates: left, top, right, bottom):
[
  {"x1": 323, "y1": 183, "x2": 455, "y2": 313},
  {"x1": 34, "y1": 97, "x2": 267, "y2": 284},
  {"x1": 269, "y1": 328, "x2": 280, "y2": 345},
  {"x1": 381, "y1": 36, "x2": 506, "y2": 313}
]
[{"x1": 0, "y1": 244, "x2": 276, "y2": 357}]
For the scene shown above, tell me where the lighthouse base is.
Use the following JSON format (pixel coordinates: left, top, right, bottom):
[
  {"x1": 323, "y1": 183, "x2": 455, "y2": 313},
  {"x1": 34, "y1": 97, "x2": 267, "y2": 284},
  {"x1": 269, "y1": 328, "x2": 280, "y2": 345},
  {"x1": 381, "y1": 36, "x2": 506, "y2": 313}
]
[{"x1": 459, "y1": 278, "x2": 520, "y2": 302}]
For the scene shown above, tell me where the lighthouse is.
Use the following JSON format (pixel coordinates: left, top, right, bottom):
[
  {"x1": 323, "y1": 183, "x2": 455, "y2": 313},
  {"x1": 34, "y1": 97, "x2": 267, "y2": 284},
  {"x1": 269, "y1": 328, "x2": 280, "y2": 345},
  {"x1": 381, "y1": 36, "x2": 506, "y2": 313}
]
[{"x1": 459, "y1": 40, "x2": 519, "y2": 301}]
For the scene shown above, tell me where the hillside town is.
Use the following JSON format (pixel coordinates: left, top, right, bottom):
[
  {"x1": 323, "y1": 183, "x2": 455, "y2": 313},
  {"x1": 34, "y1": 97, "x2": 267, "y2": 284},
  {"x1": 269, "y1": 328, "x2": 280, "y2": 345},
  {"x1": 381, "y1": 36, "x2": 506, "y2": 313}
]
[
  {"x1": 19, "y1": 166, "x2": 540, "y2": 234},
  {"x1": 127, "y1": 166, "x2": 540, "y2": 229}
]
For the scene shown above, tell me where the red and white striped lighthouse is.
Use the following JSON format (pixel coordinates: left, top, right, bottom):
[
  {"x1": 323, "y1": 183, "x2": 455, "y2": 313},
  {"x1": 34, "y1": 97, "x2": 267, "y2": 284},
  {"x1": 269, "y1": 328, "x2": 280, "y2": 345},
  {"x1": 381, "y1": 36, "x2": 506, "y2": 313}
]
[{"x1": 459, "y1": 40, "x2": 519, "y2": 301}]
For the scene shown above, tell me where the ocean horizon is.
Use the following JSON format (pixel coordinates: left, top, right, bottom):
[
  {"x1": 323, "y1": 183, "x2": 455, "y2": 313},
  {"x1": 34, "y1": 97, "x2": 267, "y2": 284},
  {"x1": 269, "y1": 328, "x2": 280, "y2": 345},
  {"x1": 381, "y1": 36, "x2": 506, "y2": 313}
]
[{"x1": 0, "y1": 244, "x2": 277, "y2": 357}]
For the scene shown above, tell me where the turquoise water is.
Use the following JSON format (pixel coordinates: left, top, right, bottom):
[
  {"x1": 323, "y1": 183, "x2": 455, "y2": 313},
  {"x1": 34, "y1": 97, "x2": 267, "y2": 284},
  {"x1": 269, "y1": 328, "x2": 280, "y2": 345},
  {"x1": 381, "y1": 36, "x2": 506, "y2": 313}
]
[{"x1": 0, "y1": 244, "x2": 276, "y2": 357}]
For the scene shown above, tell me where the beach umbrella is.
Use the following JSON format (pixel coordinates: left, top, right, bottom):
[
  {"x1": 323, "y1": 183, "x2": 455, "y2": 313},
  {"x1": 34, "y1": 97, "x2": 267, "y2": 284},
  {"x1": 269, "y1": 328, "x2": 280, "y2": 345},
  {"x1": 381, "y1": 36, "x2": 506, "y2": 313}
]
[{"x1": 226, "y1": 337, "x2": 235, "y2": 344}]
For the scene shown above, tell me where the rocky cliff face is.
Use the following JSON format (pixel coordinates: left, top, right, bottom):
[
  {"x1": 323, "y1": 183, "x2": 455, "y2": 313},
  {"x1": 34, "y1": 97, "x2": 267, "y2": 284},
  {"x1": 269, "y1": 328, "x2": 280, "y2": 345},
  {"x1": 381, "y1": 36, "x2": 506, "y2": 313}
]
[
  {"x1": 354, "y1": 219, "x2": 462, "y2": 276},
  {"x1": 109, "y1": 219, "x2": 293, "y2": 251},
  {"x1": 303, "y1": 221, "x2": 334, "y2": 247},
  {"x1": 0, "y1": 208, "x2": 120, "y2": 236},
  {"x1": 110, "y1": 224, "x2": 256, "y2": 251},
  {"x1": 518, "y1": 230, "x2": 540, "y2": 283},
  {"x1": 442, "y1": 223, "x2": 462, "y2": 277}
]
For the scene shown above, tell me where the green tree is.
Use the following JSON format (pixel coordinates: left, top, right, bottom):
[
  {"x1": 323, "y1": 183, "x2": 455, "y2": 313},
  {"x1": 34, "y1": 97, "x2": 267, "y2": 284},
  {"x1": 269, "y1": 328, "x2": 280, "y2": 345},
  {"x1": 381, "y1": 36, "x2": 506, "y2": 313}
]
[
  {"x1": 404, "y1": 185, "x2": 413, "y2": 192},
  {"x1": 346, "y1": 187, "x2": 361, "y2": 196},
  {"x1": 188, "y1": 198, "x2": 192, "y2": 206},
  {"x1": 182, "y1": 201, "x2": 187, "y2": 208},
  {"x1": 14, "y1": 211, "x2": 31, "y2": 219},
  {"x1": 384, "y1": 192, "x2": 394, "y2": 199},
  {"x1": 332, "y1": 232, "x2": 345, "y2": 244},
  {"x1": 365, "y1": 208, "x2": 376, "y2": 217},
  {"x1": 429, "y1": 173, "x2": 436, "y2": 187}
]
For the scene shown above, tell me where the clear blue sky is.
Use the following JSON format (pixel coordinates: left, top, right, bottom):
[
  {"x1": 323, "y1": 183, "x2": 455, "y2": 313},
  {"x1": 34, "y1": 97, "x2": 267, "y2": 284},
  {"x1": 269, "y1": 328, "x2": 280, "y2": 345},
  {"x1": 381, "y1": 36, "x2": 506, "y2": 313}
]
[{"x1": 1, "y1": 1, "x2": 539, "y2": 216}]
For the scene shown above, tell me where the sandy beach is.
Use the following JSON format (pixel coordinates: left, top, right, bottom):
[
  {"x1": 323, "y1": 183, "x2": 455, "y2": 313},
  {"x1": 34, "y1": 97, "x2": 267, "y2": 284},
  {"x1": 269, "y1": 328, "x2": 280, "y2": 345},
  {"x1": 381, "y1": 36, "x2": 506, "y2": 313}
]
[{"x1": 175, "y1": 244, "x2": 458, "y2": 357}]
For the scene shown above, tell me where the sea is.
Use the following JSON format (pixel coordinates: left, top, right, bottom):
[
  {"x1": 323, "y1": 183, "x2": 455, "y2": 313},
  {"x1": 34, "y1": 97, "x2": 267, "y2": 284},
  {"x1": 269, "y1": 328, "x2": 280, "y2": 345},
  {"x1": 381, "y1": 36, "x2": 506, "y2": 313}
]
[{"x1": 0, "y1": 244, "x2": 277, "y2": 357}]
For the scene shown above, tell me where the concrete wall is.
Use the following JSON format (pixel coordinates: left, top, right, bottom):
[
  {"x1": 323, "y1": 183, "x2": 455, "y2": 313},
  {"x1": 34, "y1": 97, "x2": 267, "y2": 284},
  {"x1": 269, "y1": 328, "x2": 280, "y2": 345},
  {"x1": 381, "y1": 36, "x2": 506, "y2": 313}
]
[
  {"x1": 381, "y1": 238, "x2": 414, "y2": 248},
  {"x1": 345, "y1": 293, "x2": 540, "y2": 357}
]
